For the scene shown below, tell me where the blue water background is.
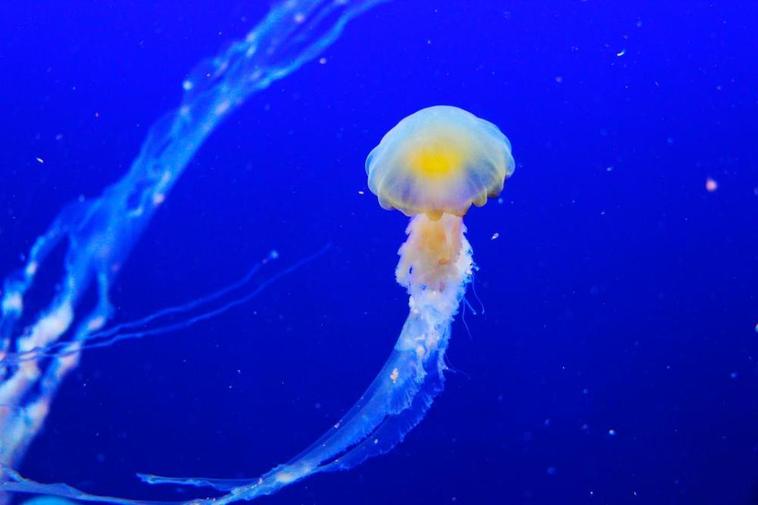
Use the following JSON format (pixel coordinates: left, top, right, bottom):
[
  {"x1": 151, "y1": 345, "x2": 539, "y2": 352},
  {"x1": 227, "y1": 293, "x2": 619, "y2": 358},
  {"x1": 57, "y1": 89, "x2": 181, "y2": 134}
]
[{"x1": 1, "y1": 1, "x2": 757, "y2": 504}]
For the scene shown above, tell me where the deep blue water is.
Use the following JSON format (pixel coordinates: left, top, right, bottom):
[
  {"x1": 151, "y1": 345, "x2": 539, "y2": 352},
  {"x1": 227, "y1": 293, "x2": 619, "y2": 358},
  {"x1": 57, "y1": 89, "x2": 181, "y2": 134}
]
[{"x1": 1, "y1": 1, "x2": 757, "y2": 504}]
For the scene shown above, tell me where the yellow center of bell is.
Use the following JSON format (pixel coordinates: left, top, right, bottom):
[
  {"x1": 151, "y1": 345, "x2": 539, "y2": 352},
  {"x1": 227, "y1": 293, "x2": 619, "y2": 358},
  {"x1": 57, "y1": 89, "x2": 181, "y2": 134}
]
[{"x1": 407, "y1": 141, "x2": 466, "y2": 180}]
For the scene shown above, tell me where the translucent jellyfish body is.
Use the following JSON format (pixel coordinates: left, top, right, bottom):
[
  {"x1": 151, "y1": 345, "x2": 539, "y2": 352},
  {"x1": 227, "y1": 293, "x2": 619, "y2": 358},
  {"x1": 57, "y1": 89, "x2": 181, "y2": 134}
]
[
  {"x1": 1, "y1": 103, "x2": 516, "y2": 505},
  {"x1": 366, "y1": 105, "x2": 515, "y2": 218}
]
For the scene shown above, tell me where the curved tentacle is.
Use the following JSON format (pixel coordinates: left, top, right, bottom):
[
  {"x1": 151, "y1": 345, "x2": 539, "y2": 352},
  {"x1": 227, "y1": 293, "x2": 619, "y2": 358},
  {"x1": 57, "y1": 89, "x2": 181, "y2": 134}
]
[
  {"x1": 139, "y1": 227, "x2": 473, "y2": 503},
  {"x1": 0, "y1": 0, "x2": 384, "y2": 483}
]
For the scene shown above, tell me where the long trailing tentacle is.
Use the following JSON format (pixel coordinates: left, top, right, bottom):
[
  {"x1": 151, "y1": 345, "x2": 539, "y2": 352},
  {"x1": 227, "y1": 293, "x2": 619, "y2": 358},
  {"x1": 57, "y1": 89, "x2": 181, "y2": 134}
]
[
  {"x1": 1, "y1": 229, "x2": 472, "y2": 505},
  {"x1": 1, "y1": 245, "x2": 328, "y2": 366},
  {"x1": 0, "y1": 0, "x2": 387, "y2": 496},
  {"x1": 138, "y1": 230, "x2": 474, "y2": 503}
]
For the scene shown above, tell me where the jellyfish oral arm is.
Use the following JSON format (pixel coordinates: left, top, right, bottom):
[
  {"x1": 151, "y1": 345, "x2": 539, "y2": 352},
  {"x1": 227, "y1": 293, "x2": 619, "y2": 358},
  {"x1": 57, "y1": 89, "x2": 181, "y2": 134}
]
[
  {"x1": 133, "y1": 213, "x2": 473, "y2": 503},
  {"x1": 1, "y1": 213, "x2": 473, "y2": 505},
  {"x1": 143, "y1": 104, "x2": 513, "y2": 503}
]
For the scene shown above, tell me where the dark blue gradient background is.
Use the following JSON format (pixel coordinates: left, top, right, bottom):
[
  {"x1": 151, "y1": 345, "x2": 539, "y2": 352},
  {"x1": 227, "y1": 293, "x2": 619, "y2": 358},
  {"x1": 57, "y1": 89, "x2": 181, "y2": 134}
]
[{"x1": 1, "y1": 2, "x2": 757, "y2": 504}]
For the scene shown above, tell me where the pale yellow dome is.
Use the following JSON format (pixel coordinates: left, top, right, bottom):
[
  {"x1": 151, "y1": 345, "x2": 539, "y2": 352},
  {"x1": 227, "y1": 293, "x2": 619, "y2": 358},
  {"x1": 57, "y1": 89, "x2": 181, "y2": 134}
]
[{"x1": 366, "y1": 106, "x2": 514, "y2": 217}]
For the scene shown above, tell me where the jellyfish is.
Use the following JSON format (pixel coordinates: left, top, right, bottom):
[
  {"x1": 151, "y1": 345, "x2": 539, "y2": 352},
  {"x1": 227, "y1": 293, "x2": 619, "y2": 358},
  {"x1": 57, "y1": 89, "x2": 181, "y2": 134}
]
[
  {"x1": 0, "y1": 0, "x2": 385, "y2": 497},
  {"x1": 1, "y1": 105, "x2": 515, "y2": 504}
]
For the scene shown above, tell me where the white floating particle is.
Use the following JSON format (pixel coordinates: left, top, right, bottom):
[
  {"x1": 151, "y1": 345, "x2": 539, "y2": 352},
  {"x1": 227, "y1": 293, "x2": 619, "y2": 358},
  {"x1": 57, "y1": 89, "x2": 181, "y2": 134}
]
[
  {"x1": 608, "y1": 428, "x2": 617, "y2": 436},
  {"x1": 319, "y1": 57, "x2": 327, "y2": 65},
  {"x1": 491, "y1": 232, "x2": 500, "y2": 240},
  {"x1": 705, "y1": 177, "x2": 718, "y2": 192},
  {"x1": 616, "y1": 49, "x2": 626, "y2": 57},
  {"x1": 35, "y1": 157, "x2": 44, "y2": 164}
]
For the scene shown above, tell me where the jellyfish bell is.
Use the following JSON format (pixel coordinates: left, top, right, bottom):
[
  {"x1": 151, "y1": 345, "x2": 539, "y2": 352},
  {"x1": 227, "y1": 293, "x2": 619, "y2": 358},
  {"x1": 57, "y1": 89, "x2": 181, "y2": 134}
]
[
  {"x1": 365, "y1": 105, "x2": 515, "y2": 219},
  {"x1": 366, "y1": 106, "x2": 514, "y2": 290}
]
